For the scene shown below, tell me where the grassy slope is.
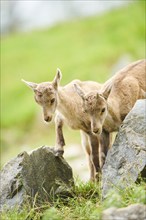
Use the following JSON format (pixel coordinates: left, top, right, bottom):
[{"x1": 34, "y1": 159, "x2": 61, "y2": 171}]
[{"x1": 1, "y1": 0, "x2": 145, "y2": 167}]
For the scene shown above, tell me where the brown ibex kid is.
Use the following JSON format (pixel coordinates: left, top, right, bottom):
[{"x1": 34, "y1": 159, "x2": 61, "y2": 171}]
[{"x1": 74, "y1": 59, "x2": 146, "y2": 159}]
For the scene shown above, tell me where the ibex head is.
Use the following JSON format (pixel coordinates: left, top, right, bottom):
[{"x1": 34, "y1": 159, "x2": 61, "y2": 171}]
[
  {"x1": 74, "y1": 83, "x2": 109, "y2": 135},
  {"x1": 22, "y1": 68, "x2": 62, "y2": 123}
]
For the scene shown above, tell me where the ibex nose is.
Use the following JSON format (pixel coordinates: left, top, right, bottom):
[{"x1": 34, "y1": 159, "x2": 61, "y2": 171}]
[
  {"x1": 93, "y1": 128, "x2": 99, "y2": 134},
  {"x1": 93, "y1": 127, "x2": 102, "y2": 135},
  {"x1": 44, "y1": 116, "x2": 52, "y2": 122}
]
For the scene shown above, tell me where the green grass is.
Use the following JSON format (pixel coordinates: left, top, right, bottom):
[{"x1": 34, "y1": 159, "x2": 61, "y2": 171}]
[{"x1": 1, "y1": 180, "x2": 146, "y2": 220}]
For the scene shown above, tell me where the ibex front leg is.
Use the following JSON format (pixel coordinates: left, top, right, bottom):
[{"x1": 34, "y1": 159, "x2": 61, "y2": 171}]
[
  {"x1": 88, "y1": 134, "x2": 101, "y2": 181},
  {"x1": 100, "y1": 129, "x2": 112, "y2": 168},
  {"x1": 55, "y1": 113, "x2": 65, "y2": 156}
]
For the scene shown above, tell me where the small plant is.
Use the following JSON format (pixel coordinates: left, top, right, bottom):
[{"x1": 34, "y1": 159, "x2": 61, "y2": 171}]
[{"x1": 42, "y1": 207, "x2": 62, "y2": 220}]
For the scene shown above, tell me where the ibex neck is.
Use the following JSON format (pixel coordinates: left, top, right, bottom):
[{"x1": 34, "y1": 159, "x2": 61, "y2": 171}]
[
  {"x1": 57, "y1": 87, "x2": 72, "y2": 115},
  {"x1": 104, "y1": 98, "x2": 121, "y2": 132}
]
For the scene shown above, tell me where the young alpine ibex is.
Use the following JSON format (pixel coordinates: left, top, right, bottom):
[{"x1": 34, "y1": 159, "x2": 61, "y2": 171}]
[
  {"x1": 74, "y1": 59, "x2": 146, "y2": 152},
  {"x1": 22, "y1": 71, "x2": 110, "y2": 181}
]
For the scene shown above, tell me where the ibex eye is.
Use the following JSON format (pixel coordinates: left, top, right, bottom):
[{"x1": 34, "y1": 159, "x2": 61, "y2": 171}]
[
  {"x1": 83, "y1": 109, "x2": 87, "y2": 113},
  {"x1": 51, "y1": 98, "x2": 55, "y2": 104},
  {"x1": 101, "y1": 108, "x2": 105, "y2": 113},
  {"x1": 37, "y1": 92, "x2": 42, "y2": 97}
]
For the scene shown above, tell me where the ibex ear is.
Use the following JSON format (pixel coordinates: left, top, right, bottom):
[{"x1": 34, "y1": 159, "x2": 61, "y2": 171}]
[
  {"x1": 21, "y1": 79, "x2": 38, "y2": 91},
  {"x1": 74, "y1": 83, "x2": 85, "y2": 100},
  {"x1": 101, "y1": 90, "x2": 110, "y2": 100},
  {"x1": 100, "y1": 83, "x2": 113, "y2": 100},
  {"x1": 52, "y1": 68, "x2": 62, "y2": 90}
]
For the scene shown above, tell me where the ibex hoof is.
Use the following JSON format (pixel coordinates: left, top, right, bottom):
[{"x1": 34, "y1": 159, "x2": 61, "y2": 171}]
[
  {"x1": 55, "y1": 149, "x2": 64, "y2": 157},
  {"x1": 89, "y1": 177, "x2": 95, "y2": 182},
  {"x1": 95, "y1": 172, "x2": 101, "y2": 182}
]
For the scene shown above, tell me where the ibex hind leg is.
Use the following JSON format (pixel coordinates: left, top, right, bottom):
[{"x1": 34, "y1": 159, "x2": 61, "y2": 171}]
[{"x1": 80, "y1": 131, "x2": 95, "y2": 182}]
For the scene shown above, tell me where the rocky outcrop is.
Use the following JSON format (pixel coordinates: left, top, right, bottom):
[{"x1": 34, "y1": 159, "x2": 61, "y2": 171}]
[
  {"x1": 102, "y1": 100, "x2": 146, "y2": 198},
  {"x1": 0, "y1": 146, "x2": 74, "y2": 211},
  {"x1": 102, "y1": 203, "x2": 146, "y2": 220}
]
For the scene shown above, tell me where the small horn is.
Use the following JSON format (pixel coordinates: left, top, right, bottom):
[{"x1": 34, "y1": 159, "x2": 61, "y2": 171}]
[{"x1": 96, "y1": 93, "x2": 100, "y2": 98}]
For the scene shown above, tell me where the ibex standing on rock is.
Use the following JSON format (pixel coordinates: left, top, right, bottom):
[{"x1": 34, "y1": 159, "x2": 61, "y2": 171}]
[
  {"x1": 74, "y1": 59, "x2": 146, "y2": 158},
  {"x1": 22, "y1": 70, "x2": 110, "y2": 181}
]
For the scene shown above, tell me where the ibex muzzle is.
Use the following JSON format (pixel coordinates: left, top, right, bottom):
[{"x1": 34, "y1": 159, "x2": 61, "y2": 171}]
[
  {"x1": 43, "y1": 107, "x2": 53, "y2": 122},
  {"x1": 91, "y1": 117, "x2": 102, "y2": 135}
]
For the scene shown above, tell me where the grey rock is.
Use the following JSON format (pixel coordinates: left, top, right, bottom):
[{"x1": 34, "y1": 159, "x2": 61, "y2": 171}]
[
  {"x1": 0, "y1": 146, "x2": 74, "y2": 211},
  {"x1": 102, "y1": 100, "x2": 146, "y2": 198},
  {"x1": 102, "y1": 203, "x2": 146, "y2": 220}
]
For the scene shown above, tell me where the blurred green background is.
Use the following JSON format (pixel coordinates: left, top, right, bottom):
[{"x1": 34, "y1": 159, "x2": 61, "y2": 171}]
[{"x1": 1, "y1": 1, "x2": 145, "y2": 168}]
